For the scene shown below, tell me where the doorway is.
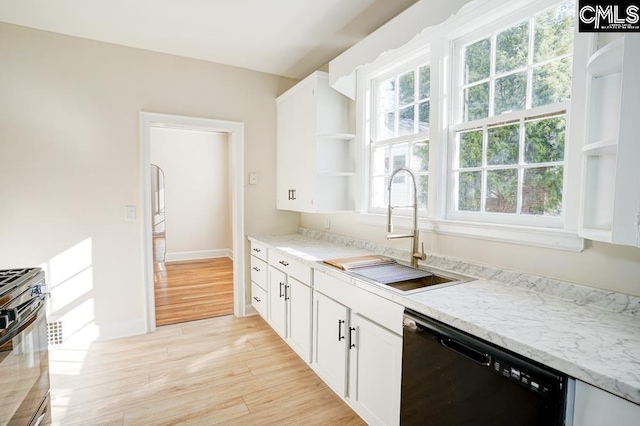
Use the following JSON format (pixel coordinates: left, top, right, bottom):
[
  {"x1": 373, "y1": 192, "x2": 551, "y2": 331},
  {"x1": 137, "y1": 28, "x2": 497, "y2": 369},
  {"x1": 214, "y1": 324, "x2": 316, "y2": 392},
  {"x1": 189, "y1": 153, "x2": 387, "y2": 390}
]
[
  {"x1": 150, "y1": 128, "x2": 233, "y2": 326},
  {"x1": 140, "y1": 112, "x2": 246, "y2": 333}
]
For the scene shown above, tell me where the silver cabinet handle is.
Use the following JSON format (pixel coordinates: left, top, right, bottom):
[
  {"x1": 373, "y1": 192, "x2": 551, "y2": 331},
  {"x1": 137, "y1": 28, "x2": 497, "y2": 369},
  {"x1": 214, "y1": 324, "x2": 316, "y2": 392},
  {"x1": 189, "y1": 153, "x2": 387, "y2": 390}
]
[
  {"x1": 279, "y1": 282, "x2": 285, "y2": 298},
  {"x1": 253, "y1": 296, "x2": 261, "y2": 302},
  {"x1": 252, "y1": 247, "x2": 261, "y2": 253},
  {"x1": 252, "y1": 266, "x2": 260, "y2": 272},
  {"x1": 279, "y1": 260, "x2": 289, "y2": 267},
  {"x1": 284, "y1": 284, "x2": 290, "y2": 301}
]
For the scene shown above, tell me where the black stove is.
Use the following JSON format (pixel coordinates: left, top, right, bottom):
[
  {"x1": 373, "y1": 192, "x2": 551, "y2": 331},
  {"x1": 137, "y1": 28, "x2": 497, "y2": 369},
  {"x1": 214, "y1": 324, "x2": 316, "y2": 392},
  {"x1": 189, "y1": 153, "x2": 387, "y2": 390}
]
[{"x1": 0, "y1": 267, "x2": 51, "y2": 426}]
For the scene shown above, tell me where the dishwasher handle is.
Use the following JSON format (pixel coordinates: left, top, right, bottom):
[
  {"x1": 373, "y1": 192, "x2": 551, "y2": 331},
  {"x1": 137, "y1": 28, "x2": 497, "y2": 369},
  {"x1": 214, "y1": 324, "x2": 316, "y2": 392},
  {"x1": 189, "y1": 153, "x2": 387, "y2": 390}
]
[{"x1": 440, "y1": 337, "x2": 491, "y2": 366}]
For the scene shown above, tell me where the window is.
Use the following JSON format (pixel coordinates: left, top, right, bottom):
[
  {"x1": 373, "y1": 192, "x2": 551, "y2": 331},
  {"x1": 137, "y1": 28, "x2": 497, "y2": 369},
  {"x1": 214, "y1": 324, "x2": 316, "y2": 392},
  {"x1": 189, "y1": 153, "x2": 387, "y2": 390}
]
[
  {"x1": 369, "y1": 61, "x2": 430, "y2": 214},
  {"x1": 450, "y1": 1, "x2": 575, "y2": 226}
]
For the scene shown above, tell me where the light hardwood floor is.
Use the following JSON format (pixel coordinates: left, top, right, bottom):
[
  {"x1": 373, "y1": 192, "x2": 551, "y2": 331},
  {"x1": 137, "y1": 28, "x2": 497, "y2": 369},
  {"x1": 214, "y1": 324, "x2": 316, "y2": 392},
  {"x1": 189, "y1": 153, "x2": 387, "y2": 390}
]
[
  {"x1": 154, "y1": 236, "x2": 234, "y2": 326},
  {"x1": 49, "y1": 315, "x2": 365, "y2": 425}
]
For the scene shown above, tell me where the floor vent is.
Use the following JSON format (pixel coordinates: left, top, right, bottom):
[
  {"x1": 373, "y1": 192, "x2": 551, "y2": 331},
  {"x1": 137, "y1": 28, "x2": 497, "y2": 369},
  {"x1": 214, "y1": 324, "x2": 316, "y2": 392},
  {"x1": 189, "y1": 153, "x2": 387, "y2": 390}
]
[{"x1": 47, "y1": 321, "x2": 64, "y2": 345}]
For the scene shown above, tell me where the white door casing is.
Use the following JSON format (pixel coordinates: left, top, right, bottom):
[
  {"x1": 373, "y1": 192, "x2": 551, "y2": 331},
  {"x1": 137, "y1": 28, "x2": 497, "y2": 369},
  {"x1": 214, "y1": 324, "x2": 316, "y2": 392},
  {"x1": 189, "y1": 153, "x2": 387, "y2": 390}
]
[{"x1": 140, "y1": 112, "x2": 246, "y2": 332}]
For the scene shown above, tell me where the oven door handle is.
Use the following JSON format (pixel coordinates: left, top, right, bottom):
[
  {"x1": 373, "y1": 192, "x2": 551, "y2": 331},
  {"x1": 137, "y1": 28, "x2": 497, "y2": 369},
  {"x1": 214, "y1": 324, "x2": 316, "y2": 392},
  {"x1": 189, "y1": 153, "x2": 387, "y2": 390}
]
[{"x1": 0, "y1": 296, "x2": 46, "y2": 347}]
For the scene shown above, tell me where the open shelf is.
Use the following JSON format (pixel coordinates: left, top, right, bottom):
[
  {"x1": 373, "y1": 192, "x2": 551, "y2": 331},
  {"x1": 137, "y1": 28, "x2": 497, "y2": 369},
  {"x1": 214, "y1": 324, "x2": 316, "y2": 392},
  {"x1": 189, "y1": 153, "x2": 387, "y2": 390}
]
[
  {"x1": 587, "y1": 37, "x2": 624, "y2": 77},
  {"x1": 582, "y1": 140, "x2": 618, "y2": 156}
]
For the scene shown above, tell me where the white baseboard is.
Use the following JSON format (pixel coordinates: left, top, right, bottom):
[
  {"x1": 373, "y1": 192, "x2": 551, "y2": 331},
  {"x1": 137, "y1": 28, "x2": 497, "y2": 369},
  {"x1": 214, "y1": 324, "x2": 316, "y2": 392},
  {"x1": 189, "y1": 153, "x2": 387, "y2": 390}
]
[{"x1": 165, "y1": 249, "x2": 233, "y2": 262}]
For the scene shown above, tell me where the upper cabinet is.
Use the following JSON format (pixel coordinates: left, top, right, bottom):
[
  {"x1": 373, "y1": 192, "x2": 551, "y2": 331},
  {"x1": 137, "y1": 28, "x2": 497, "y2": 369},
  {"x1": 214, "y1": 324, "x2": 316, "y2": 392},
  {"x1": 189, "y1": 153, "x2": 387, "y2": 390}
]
[
  {"x1": 578, "y1": 34, "x2": 640, "y2": 247},
  {"x1": 276, "y1": 71, "x2": 355, "y2": 213}
]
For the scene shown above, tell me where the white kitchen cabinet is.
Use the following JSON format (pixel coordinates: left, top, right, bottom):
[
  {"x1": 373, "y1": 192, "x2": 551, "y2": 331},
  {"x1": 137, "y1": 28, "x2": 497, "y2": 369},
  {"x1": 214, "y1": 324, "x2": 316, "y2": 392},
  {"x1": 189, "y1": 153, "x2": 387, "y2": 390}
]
[
  {"x1": 573, "y1": 380, "x2": 640, "y2": 426},
  {"x1": 313, "y1": 290, "x2": 350, "y2": 396},
  {"x1": 348, "y1": 313, "x2": 402, "y2": 426},
  {"x1": 276, "y1": 71, "x2": 355, "y2": 213},
  {"x1": 312, "y1": 270, "x2": 403, "y2": 426},
  {"x1": 267, "y1": 249, "x2": 313, "y2": 363},
  {"x1": 578, "y1": 34, "x2": 640, "y2": 247},
  {"x1": 250, "y1": 241, "x2": 268, "y2": 320}
]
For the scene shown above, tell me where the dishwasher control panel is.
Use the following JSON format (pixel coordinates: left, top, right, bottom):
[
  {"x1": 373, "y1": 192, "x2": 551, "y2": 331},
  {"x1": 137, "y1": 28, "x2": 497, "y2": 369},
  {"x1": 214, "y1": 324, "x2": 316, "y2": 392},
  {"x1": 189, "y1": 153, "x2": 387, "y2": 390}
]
[{"x1": 492, "y1": 359, "x2": 554, "y2": 397}]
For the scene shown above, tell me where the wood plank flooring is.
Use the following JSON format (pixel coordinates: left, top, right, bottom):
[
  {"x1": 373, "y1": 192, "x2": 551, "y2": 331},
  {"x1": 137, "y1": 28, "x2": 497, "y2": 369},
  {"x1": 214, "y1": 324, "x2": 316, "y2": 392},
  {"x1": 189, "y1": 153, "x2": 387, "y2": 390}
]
[
  {"x1": 154, "y1": 236, "x2": 234, "y2": 326},
  {"x1": 49, "y1": 315, "x2": 365, "y2": 426}
]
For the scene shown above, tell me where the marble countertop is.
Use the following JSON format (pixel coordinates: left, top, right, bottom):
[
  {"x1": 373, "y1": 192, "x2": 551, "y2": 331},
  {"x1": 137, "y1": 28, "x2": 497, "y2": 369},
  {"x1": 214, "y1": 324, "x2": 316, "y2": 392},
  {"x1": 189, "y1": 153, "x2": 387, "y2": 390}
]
[{"x1": 248, "y1": 232, "x2": 640, "y2": 406}]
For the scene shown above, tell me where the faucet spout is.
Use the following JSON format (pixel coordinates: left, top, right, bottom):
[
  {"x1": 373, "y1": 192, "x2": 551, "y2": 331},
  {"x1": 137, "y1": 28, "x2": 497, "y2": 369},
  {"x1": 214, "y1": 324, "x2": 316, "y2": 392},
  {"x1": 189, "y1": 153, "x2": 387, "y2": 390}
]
[{"x1": 386, "y1": 167, "x2": 426, "y2": 268}]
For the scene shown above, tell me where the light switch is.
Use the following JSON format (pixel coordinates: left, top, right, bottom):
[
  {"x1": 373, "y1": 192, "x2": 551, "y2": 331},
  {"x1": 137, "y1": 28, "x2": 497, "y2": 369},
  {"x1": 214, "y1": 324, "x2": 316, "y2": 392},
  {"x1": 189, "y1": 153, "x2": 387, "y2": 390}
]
[
  {"x1": 125, "y1": 205, "x2": 136, "y2": 221},
  {"x1": 249, "y1": 173, "x2": 258, "y2": 185}
]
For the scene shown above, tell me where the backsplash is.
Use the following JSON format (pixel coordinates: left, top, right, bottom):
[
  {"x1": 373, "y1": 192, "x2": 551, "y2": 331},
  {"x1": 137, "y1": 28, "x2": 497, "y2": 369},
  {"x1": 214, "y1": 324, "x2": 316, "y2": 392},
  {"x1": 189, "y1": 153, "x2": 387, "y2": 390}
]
[{"x1": 299, "y1": 227, "x2": 640, "y2": 318}]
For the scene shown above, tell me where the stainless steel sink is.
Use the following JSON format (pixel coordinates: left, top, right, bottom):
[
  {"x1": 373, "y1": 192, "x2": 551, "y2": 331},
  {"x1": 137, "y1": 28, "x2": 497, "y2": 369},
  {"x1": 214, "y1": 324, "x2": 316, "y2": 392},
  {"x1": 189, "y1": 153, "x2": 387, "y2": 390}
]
[{"x1": 343, "y1": 261, "x2": 473, "y2": 294}]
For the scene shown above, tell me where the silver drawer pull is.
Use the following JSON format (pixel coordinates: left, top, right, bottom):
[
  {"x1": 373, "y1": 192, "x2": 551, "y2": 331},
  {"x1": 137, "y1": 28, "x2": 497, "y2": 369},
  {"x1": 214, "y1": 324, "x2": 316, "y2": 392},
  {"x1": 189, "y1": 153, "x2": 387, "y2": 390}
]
[
  {"x1": 253, "y1": 248, "x2": 261, "y2": 252},
  {"x1": 253, "y1": 296, "x2": 261, "y2": 302},
  {"x1": 252, "y1": 266, "x2": 260, "y2": 272},
  {"x1": 279, "y1": 260, "x2": 289, "y2": 267}
]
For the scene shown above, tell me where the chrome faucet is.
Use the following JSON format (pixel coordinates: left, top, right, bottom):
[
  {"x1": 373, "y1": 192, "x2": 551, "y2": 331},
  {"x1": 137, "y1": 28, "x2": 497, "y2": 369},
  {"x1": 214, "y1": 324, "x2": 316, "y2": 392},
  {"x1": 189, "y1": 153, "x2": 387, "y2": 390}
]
[{"x1": 387, "y1": 167, "x2": 426, "y2": 268}]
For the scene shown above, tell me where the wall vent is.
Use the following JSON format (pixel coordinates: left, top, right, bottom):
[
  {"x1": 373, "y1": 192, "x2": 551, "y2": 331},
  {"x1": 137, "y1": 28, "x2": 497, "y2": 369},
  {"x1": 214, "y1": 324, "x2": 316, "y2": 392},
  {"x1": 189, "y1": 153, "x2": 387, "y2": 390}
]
[{"x1": 47, "y1": 321, "x2": 64, "y2": 345}]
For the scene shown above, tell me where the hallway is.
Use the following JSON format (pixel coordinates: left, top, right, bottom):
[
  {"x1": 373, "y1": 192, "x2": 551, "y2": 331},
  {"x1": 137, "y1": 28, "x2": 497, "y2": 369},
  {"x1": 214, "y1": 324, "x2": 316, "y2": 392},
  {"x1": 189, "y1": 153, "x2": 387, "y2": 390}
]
[{"x1": 154, "y1": 236, "x2": 234, "y2": 326}]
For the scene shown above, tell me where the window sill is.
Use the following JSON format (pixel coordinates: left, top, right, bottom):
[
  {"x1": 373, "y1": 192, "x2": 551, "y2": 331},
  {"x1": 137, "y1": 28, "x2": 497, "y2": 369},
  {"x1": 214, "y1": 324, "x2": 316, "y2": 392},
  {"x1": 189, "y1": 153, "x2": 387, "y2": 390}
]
[{"x1": 355, "y1": 213, "x2": 584, "y2": 252}]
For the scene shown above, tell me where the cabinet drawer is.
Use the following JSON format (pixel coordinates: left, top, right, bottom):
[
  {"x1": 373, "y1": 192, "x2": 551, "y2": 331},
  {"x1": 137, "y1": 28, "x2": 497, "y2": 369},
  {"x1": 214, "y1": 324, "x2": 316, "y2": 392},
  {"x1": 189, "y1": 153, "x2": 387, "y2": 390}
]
[
  {"x1": 250, "y1": 241, "x2": 267, "y2": 261},
  {"x1": 268, "y1": 249, "x2": 311, "y2": 285},
  {"x1": 315, "y1": 270, "x2": 403, "y2": 335},
  {"x1": 250, "y1": 256, "x2": 267, "y2": 290},
  {"x1": 251, "y1": 282, "x2": 267, "y2": 319}
]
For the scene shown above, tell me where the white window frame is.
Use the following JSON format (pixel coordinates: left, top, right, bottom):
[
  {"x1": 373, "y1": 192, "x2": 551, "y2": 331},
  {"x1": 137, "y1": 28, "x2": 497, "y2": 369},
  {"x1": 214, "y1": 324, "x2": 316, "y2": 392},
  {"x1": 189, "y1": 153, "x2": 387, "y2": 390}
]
[
  {"x1": 447, "y1": 1, "x2": 575, "y2": 228},
  {"x1": 369, "y1": 56, "x2": 431, "y2": 217},
  {"x1": 354, "y1": 0, "x2": 588, "y2": 251}
]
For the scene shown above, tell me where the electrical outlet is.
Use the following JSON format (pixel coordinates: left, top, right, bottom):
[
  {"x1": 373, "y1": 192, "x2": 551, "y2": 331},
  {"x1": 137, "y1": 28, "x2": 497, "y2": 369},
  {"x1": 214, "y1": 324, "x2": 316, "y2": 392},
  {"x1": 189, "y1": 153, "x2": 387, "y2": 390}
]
[
  {"x1": 249, "y1": 173, "x2": 258, "y2": 185},
  {"x1": 324, "y1": 216, "x2": 331, "y2": 229}
]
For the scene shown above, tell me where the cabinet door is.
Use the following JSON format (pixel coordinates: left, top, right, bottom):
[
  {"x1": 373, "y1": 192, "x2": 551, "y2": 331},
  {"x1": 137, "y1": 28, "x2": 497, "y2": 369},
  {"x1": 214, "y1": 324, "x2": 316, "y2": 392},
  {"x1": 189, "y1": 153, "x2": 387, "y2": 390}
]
[
  {"x1": 573, "y1": 380, "x2": 640, "y2": 426},
  {"x1": 286, "y1": 277, "x2": 312, "y2": 363},
  {"x1": 313, "y1": 291, "x2": 349, "y2": 396},
  {"x1": 348, "y1": 313, "x2": 402, "y2": 426},
  {"x1": 276, "y1": 75, "x2": 316, "y2": 212},
  {"x1": 268, "y1": 267, "x2": 287, "y2": 339}
]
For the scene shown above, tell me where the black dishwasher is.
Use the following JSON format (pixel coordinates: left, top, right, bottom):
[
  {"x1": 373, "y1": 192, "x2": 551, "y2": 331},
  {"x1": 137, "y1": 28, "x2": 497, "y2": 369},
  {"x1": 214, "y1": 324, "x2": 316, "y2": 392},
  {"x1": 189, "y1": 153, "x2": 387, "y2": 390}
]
[{"x1": 401, "y1": 309, "x2": 568, "y2": 426}]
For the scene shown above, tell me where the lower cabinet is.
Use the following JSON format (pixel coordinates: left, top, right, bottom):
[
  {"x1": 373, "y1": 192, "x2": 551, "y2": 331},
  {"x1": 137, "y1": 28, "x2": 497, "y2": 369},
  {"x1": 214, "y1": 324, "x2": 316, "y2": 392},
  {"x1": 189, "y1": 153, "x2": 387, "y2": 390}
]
[
  {"x1": 573, "y1": 380, "x2": 640, "y2": 426},
  {"x1": 312, "y1": 270, "x2": 403, "y2": 426},
  {"x1": 268, "y1": 265, "x2": 313, "y2": 363},
  {"x1": 348, "y1": 313, "x2": 402, "y2": 426}
]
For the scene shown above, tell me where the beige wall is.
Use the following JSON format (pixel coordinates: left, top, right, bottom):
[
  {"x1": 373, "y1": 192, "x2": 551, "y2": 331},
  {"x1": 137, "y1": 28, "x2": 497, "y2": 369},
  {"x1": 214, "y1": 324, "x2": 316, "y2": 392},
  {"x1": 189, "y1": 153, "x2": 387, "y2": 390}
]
[
  {"x1": 0, "y1": 23, "x2": 299, "y2": 340},
  {"x1": 150, "y1": 127, "x2": 232, "y2": 259},
  {"x1": 302, "y1": 213, "x2": 640, "y2": 296}
]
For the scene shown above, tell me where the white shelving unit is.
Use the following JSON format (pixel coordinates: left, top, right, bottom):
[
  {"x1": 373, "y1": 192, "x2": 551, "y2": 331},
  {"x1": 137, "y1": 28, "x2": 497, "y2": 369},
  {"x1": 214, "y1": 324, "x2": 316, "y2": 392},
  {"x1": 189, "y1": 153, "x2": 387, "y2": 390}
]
[
  {"x1": 578, "y1": 34, "x2": 640, "y2": 247},
  {"x1": 276, "y1": 72, "x2": 356, "y2": 213}
]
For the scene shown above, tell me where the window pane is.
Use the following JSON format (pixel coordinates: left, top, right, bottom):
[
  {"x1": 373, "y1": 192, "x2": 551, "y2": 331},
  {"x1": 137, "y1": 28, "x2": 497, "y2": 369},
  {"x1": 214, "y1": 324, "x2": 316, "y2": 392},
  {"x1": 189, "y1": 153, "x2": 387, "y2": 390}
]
[
  {"x1": 371, "y1": 145, "x2": 390, "y2": 175},
  {"x1": 464, "y1": 82, "x2": 489, "y2": 121},
  {"x1": 496, "y1": 21, "x2": 529, "y2": 74},
  {"x1": 487, "y1": 124, "x2": 519, "y2": 165},
  {"x1": 464, "y1": 38, "x2": 490, "y2": 84},
  {"x1": 399, "y1": 71, "x2": 415, "y2": 106},
  {"x1": 419, "y1": 65, "x2": 430, "y2": 100},
  {"x1": 532, "y1": 58, "x2": 572, "y2": 107},
  {"x1": 486, "y1": 169, "x2": 518, "y2": 213},
  {"x1": 457, "y1": 171, "x2": 482, "y2": 211},
  {"x1": 411, "y1": 140, "x2": 429, "y2": 172},
  {"x1": 459, "y1": 130, "x2": 483, "y2": 168},
  {"x1": 494, "y1": 71, "x2": 526, "y2": 115},
  {"x1": 524, "y1": 117, "x2": 565, "y2": 163},
  {"x1": 392, "y1": 143, "x2": 409, "y2": 171},
  {"x1": 399, "y1": 106, "x2": 415, "y2": 136},
  {"x1": 371, "y1": 176, "x2": 390, "y2": 209},
  {"x1": 418, "y1": 101, "x2": 430, "y2": 132},
  {"x1": 534, "y1": 1, "x2": 575, "y2": 63},
  {"x1": 417, "y1": 174, "x2": 428, "y2": 209},
  {"x1": 522, "y1": 166, "x2": 563, "y2": 216},
  {"x1": 380, "y1": 112, "x2": 395, "y2": 139},
  {"x1": 379, "y1": 78, "x2": 396, "y2": 112}
]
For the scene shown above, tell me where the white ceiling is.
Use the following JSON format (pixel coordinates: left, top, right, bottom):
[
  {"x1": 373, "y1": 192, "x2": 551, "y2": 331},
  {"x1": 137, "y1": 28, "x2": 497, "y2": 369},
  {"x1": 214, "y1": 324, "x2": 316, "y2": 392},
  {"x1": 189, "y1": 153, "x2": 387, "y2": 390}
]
[{"x1": 0, "y1": 0, "x2": 417, "y2": 79}]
